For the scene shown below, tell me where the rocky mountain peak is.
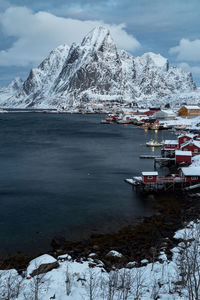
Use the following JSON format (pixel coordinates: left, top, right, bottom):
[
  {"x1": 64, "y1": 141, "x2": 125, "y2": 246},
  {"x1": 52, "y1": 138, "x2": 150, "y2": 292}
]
[
  {"x1": 81, "y1": 26, "x2": 113, "y2": 51},
  {"x1": 136, "y1": 52, "x2": 169, "y2": 72},
  {"x1": 0, "y1": 26, "x2": 197, "y2": 108}
]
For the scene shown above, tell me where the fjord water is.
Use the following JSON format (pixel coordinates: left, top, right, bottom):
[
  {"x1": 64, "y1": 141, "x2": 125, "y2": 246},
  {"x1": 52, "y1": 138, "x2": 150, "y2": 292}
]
[{"x1": 0, "y1": 113, "x2": 175, "y2": 256}]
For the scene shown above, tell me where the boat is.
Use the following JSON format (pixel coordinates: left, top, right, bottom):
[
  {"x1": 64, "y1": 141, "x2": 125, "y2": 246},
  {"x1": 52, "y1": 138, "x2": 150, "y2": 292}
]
[
  {"x1": 146, "y1": 140, "x2": 163, "y2": 147},
  {"x1": 100, "y1": 120, "x2": 113, "y2": 124}
]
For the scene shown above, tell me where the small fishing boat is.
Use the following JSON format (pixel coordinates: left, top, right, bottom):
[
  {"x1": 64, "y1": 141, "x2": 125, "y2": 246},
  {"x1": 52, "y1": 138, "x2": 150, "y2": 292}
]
[
  {"x1": 146, "y1": 140, "x2": 163, "y2": 147},
  {"x1": 100, "y1": 120, "x2": 113, "y2": 124}
]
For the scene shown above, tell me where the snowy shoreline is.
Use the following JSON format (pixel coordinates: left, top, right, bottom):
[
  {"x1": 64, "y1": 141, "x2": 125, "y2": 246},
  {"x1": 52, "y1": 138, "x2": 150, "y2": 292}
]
[
  {"x1": 1, "y1": 185, "x2": 200, "y2": 298},
  {"x1": 1, "y1": 153, "x2": 200, "y2": 298},
  {"x1": 1, "y1": 219, "x2": 200, "y2": 299}
]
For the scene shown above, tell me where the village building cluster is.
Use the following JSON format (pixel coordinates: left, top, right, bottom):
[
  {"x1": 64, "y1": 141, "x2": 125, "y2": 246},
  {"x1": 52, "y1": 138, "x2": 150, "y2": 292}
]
[
  {"x1": 133, "y1": 132, "x2": 200, "y2": 191},
  {"x1": 121, "y1": 105, "x2": 200, "y2": 192}
]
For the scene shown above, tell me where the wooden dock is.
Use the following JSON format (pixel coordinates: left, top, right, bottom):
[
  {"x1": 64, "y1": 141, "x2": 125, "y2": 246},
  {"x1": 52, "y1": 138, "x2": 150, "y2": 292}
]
[
  {"x1": 125, "y1": 176, "x2": 185, "y2": 193},
  {"x1": 154, "y1": 157, "x2": 175, "y2": 168},
  {"x1": 140, "y1": 155, "x2": 160, "y2": 159}
]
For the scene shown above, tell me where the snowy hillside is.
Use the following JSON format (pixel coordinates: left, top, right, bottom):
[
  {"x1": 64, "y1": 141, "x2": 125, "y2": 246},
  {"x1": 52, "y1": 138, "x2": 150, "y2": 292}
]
[
  {"x1": 0, "y1": 26, "x2": 197, "y2": 109},
  {"x1": 1, "y1": 221, "x2": 200, "y2": 299}
]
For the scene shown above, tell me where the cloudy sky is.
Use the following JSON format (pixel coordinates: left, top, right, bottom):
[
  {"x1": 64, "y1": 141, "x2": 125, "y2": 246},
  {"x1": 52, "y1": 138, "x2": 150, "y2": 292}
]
[{"x1": 0, "y1": 0, "x2": 200, "y2": 86}]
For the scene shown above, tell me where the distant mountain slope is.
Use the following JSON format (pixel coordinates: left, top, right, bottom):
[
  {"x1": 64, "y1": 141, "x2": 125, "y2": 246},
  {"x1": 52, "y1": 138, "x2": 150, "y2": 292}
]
[
  {"x1": 0, "y1": 26, "x2": 196, "y2": 108},
  {"x1": 0, "y1": 77, "x2": 23, "y2": 105}
]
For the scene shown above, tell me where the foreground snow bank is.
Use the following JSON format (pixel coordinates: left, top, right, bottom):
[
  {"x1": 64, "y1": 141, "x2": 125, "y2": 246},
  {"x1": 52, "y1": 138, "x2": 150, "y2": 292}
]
[{"x1": 1, "y1": 221, "x2": 200, "y2": 299}]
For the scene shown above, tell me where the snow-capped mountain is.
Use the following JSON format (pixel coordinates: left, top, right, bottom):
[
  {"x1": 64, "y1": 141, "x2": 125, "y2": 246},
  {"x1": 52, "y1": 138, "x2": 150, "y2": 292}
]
[
  {"x1": 6, "y1": 44, "x2": 70, "y2": 108},
  {"x1": 0, "y1": 77, "x2": 23, "y2": 105},
  {"x1": 0, "y1": 26, "x2": 196, "y2": 108}
]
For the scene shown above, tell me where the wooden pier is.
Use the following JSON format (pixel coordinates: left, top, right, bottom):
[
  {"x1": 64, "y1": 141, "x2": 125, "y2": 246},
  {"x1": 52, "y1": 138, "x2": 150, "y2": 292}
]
[
  {"x1": 139, "y1": 155, "x2": 160, "y2": 159},
  {"x1": 125, "y1": 176, "x2": 186, "y2": 193},
  {"x1": 139, "y1": 154, "x2": 176, "y2": 168},
  {"x1": 154, "y1": 157, "x2": 175, "y2": 168}
]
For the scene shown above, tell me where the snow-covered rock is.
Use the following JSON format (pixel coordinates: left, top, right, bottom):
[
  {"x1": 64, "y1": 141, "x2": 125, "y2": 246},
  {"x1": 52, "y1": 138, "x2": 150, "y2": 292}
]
[
  {"x1": 0, "y1": 26, "x2": 196, "y2": 109},
  {"x1": 57, "y1": 254, "x2": 72, "y2": 261},
  {"x1": 106, "y1": 250, "x2": 123, "y2": 258},
  {"x1": 27, "y1": 254, "x2": 58, "y2": 277}
]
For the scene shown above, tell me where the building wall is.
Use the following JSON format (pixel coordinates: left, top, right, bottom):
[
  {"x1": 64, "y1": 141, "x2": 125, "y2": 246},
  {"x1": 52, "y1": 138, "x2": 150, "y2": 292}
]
[
  {"x1": 178, "y1": 107, "x2": 188, "y2": 116},
  {"x1": 178, "y1": 136, "x2": 192, "y2": 148},
  {"x1": 164, "y1": 144, "x2": 179, "y2": 149},
  {"x1": 181, "y1": 144, "x2": 200, "y2": 155},
  {"x1": 142, "y1": 175, "x2": 157, "y2": 183},
  {"x1": 185, "y1": 176, "x2": 200, "y2": 183},
  {"x1": 175, "y1": 155, "x2": 192, "y2": 163},
  {"x1": 178, "y1": 106, "x2": 200, "y2": 116},
  {"x1": 188, "y1": 109, "x2": 200, "y2": 116}
]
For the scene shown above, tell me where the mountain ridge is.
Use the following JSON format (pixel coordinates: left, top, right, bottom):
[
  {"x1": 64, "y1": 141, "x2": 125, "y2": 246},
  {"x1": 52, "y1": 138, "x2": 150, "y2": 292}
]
[{"x1": 0, "y1": 26, "x2": 196, "y2": 109}]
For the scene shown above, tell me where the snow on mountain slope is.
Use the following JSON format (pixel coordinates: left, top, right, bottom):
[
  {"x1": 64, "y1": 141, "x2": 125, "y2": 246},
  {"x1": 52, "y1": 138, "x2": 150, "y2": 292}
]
[
  {"x1": 135, "y1": 52, "x2": 169, "y2": 72},
  {"x1": 7, "y1": 44, "x2": 70, "y2": 108},
  {"x1": 0, "y1": 26, "x2": 196, "y2": 109},
  {"x1": 0, "y1": 77, "x2": 23, "y2": 105}
]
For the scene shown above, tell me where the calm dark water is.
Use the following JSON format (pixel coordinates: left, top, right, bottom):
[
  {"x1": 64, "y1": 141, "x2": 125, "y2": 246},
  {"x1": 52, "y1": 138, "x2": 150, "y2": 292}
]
[{"x1": 0, "y1": 113, "x2": 175, "y2": 256}]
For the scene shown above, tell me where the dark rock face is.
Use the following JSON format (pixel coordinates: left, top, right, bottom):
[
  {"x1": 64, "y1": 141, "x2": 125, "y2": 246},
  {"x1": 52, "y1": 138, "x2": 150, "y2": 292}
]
[
  {"x1": 1, "y1": 26, "x2": 196, "y2": 108},
  {"x1": 30, "y1": 261, "x2": 59, "y2": 277}
]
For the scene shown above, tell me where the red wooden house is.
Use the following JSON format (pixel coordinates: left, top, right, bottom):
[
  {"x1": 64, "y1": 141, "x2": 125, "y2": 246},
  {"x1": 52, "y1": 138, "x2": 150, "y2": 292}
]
[
  {"x1": 175, "y1": 150, "x2": 192, "y2": 164},
  {"x1": 163, "y1": 140, "x2": 179, "y2": 150},
  {"x1": 178, "y1": 133, "x2": 196, "y2": 148},
  {"x1": 180, "y1": 167, "x2": 200, "y2": 183},
  {"x1": 142, "y1": 171, "x2": 158, "y2": 183},
  {"x1": 143, "y1": 110, "x2": 158, "y2": 116},
  {"x1": 181, "y1": 140, "x2": 200, "y2": 155}
]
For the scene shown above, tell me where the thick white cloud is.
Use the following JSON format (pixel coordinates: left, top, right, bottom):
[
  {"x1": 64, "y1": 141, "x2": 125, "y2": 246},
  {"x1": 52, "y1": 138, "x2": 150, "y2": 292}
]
[
  {"x1": 178, "y1": 62, "x2": 200, "y2": 75},
  {"x1": 0, "y1": 6, "x2": 141, "y2": 67},
  {"x1": 169, "y1": 39, "x2": 200, "y2": 62}
]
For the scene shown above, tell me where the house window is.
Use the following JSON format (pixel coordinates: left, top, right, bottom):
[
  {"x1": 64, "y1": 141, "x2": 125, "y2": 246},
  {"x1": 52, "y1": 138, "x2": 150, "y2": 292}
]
[
  {"x1": 184, "y1": 138, "x2": 187, "y2": 142},
  {"x1": 148, "y1": 176, "x2": 153, "y2": 179},
  {"x1": 194, "y1": 149, "x2": 198, "y2": 153},
  {"x1": 191, "y1": 177, "x2": 198, "y2": 180}
]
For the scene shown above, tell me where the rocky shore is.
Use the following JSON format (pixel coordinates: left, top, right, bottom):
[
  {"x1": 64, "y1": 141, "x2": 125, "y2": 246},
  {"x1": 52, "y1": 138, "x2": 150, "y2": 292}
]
[{"x1": 1, "y1": 190, "x2": 200, "y2": 272}]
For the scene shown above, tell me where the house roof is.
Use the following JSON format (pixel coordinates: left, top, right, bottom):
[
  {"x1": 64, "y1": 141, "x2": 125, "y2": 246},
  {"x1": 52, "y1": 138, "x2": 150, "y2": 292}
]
[
  {"x1": 164, "y1": 140, "x2": 179, "y2": 145},
  {"x1": 184, "y1": 106, "x2": 200, "y2": 110},
  {"x1": 142, "y1": 171, "x2": 158, "y2": 176},
  {"x1": 181, "y1": 140, "x2": 200, "y2": 149},
  {"x1": 193, "y1": 140, "x2": 200, "y2": 148},
  {"x1": 175, "y1": 150, "x2": 192, "y2": 156},
  {"x1": 181, "y1": 167, "x2": 200, "y2": 176},
  {"x1": 178, "y1": 133, "x2": 196, "y2": 139}
]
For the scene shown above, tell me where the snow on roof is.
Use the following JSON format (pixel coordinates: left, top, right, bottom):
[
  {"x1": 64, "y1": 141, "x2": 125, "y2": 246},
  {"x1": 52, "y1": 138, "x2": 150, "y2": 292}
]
[
  {"x1": 175, "y1": 150, "x2": 192, "y2": 156},
  {"x1": 181, "y1": 167, "x2": 200, "y2": 176},
  {"x1": 193, "y1": 140, "x2": 200, "y2": 148},
  {"x1": 180, "y1": 140, "x2": 190, "y2": 148},
  {"x1": 181, "y1": 140, "x2": 200, "y2": 148},
  {"x1": 162, "y1": 109, "x2": 176, "y2": 114},
  {"x1": 154, "y1": 110, "x2": 176, "y2": 115},
  {"x1": 164, "y1": 140, "x2": 179, "y2": 145},
  {"x1": 178, "y1": 133, "x2": 196, "y2": 139},
  {"x1": 142, "y1": 171, "x2": 158, "y2": 176},
  {"x1": 184, "y1": 106, "x2": 200, "y2": 110}
]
